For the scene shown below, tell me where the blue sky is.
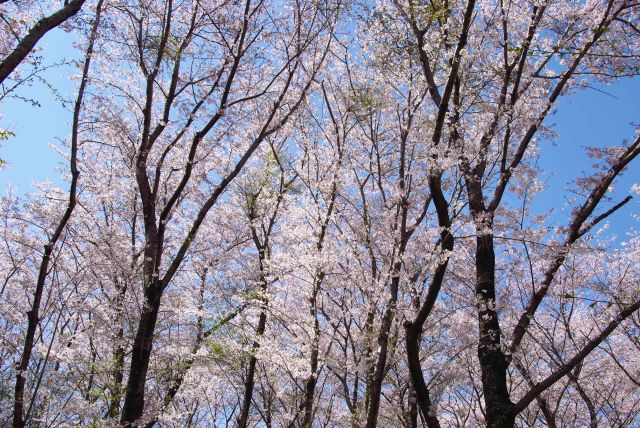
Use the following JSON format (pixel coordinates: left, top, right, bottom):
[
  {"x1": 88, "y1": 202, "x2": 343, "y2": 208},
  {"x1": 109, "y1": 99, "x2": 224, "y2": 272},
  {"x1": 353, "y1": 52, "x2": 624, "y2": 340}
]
[
  {"x1": 538, "y1": 77, "x2": 640, "y2": 238},
  {"x1": 1, "y1": 27, "x2": 639, "y2": 238},
  {"x1": 1, "y1": 29, "x2": 77, "y2": 192}
]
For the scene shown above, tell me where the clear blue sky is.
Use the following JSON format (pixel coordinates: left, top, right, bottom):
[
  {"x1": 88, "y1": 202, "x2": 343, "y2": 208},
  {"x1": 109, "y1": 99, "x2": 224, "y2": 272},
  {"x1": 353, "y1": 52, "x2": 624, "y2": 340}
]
[
  {"x1": 0, "y1": 27, "x2": 639, "y2": 239},
  {"x1": 1, "y1": 29, "x2": 77, "y2": 192}
]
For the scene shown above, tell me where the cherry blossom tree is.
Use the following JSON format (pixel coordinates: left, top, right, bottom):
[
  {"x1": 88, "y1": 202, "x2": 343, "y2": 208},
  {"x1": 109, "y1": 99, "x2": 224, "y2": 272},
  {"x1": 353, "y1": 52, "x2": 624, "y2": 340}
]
[{"x1": 1, "y1": 0, "x2": 640, "y2": 427}]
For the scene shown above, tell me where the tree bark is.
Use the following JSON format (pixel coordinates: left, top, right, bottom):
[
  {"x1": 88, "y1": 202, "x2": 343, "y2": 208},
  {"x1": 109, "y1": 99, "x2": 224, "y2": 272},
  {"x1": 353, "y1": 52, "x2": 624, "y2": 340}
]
[
  {"x1": 475, "y1": 232, "x2": 515, "y2": 428},
  {"x1": 238, "y1": 310, "x2": 268, "y2": 428},
  {"x1": 407, "y1": 382, "x2": 418, "y2": 428},
  {"x1": 120, "y1": 280, "x2": 163, "y2": 425},
  {"x1": 364, "y1": 276, "x2": 398, "y2": 428},
  {"x1": 108, "y1": 279, "x2": 128, "y2": 420},
  {"x1": 301, "y1": 281, "x2": 322, "y2": 428}
]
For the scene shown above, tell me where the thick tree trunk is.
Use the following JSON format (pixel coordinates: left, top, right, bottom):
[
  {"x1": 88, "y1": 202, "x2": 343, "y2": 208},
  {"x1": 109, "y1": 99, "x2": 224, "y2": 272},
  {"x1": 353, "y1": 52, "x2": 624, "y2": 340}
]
[
  {"x1": 407, "y1": 383, "x2": 418, "y2": 428},
  {"x1": 475, "y1": 233, "x2": 514, "y2": 428},
  {"x1": 120, "y1": 281, "x2": 163, "y2": 426},
  {"x1": 302, "y1": 346, "x2": 319, "y2": 427},
  {"x1": 109, "y1": 332, "x2": 126, "y2": 419},
  {"x1": 405, "y1": 322, "x2": 441, "y2": 428},
  {"x1": 362, "y1": 307, "x2": 376, "y2": 416}
]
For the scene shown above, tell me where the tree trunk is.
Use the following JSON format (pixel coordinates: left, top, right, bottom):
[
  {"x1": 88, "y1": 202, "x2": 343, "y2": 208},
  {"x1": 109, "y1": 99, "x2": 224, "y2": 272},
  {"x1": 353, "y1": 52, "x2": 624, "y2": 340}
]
[
  {"x1": 364, "y1": 271, "x2": 399, "y2": 428},
  {"x1": 407, "y1": 383, "x2": 418, "y2": 428},
  {"x1": 301, "y1": 288, "x2": 321, "y2": 428},
  {"x1": 120, "y1": 280, "x2": 163, "y2": 426},
  {"x1": 405, "y1": 321, "x2": 441, "y2": 428},
  {"x1": 108, "y1": 280, "x2": 127, "y2": 419},
  {"x1": 109, "y1": 331, "x2": 126, "y2": 419},
  {"x1": 475, "y1": 233, "x2": 514, "y2": 428},
  {"x1": 238, "y1": 310, "x2": 268, "y2": 428}
]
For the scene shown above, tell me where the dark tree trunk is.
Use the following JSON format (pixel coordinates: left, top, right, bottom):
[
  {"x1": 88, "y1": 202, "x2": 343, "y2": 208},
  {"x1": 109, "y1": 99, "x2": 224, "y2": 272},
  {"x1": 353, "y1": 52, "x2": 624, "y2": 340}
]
[
  {"x1": 120, "y1": 280, "x2": 163, "y2": 426},
  {"x1": 238, "y1": 310, "x2": 268, "y2": 428},
  {"x1": 109, "y1": 332, "x2": 126, "y2": 419},
  {"x1": 301, "y1": 287, "x2": 321, "y2": 428},
  {"x1": 475, "y1": 233, "x2": 514, "y2": 428},
  {"x1": 108, "y1": 281, "x2": 128, "y2": 420},
  {"x1": 365, "y1": 261, "x2": 402, "y2": 428},
  {"x1": 407, "y1": 383, "x2": 418, "y2": 428},
  {"x1": 405, "y1": 322, "x2": 441, "y2": 428}
]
